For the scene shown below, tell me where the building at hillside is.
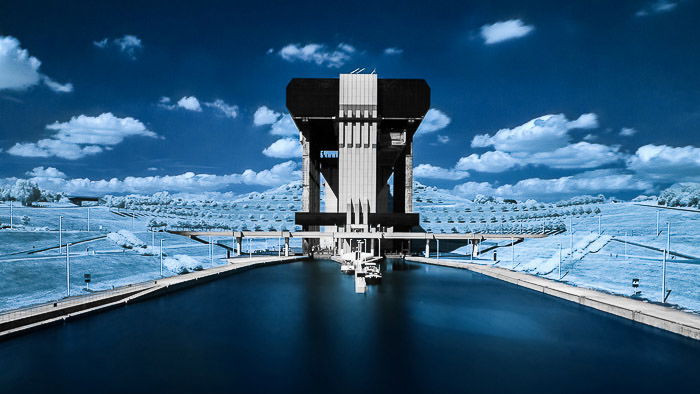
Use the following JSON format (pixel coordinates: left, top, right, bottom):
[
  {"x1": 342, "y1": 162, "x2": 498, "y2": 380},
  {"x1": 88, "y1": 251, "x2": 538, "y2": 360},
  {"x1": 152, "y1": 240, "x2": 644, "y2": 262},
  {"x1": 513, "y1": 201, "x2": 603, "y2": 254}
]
[{"x1": 286, "y1": 72, "x2": 430, "y2": 253}]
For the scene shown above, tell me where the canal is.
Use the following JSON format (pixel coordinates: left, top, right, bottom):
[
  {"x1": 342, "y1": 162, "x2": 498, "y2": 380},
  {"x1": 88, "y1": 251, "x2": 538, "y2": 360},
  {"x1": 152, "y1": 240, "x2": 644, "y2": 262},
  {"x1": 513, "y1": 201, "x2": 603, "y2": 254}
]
[{"x1": 1, "y1": 259, "x2": 700, "y2": 393}]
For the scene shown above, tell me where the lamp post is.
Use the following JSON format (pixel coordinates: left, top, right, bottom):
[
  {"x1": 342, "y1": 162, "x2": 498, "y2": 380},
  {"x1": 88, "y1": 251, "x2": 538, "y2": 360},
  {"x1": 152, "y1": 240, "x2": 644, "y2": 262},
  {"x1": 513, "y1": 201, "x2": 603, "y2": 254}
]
[
  {"x1": 159, "y1": 239, "x2": 164, "y2": 277},
  {"x1": 662, "y1": 222, "x2": 670, "y2": 302},
  {"x1": 66, "y1": 242, "x2": 71, "y2": 297},
  {"x1": 59, "y1": 215, "x2": 63, "y2": 254}
]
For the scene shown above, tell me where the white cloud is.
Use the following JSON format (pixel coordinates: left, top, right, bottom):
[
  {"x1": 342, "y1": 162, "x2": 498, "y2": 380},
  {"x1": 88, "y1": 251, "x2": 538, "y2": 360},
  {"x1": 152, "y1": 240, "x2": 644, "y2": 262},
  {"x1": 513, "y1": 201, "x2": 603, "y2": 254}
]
[
  {"x1": 471, "y1": 113, "x2": 598, "y2": 153},
  {"x1": 437, "y1": 135, "x2": 450, "y2": 144},
  {"x1": 7, "y1": 112, "x2": 157, "y2": 160},
  {"x1": 26, "y1": 166, "x2": 66, "y2": 179},
  {"x1": 523, "y1": 142, "x2": 624, "y2": 169},
  {"x1": 95, "y1": 35, "x2": 142, "y2": 58},
  {"x1": 14, "y1": 162, "x2": 300, "y2": 194},
  {"x1": 262, "y1": 138, "x2": 302, "y2": 158},
  {"x1": 270, "y1": 114, "x2": 298, "y2": 136},
  {"x1": 93, "y1": 38, "x2": 108, "y2": 48},
  {"x1": 416, "y1": 108, "x2": 451, "y2": 136},
  {"x1": 384, "y1": 47, "x2": 403, "y2": 55},
  {"x1": 277, "y1": 43, "x2": 355, "y2": 68},
  {"x1": 204, "y1": 99, "x2": 238, "y2": 118},
  {"x1": 480, "y1": 19, "x2": 534, "y2": 45},
  {"x1": 177, "y1": 96, "x2": 201, "y2": 112},
  {"x1": 414, "y1": 164, "x2": 469, "y2": 180},
  {"x1": 636, "y1": 1, "x2": 678, "y2": 16},
  {"x1": 456, "y1": 151, "x2": 520, "y2": 173},
  {"x1": 583, "y1": 133, "x2": 597, "y2": 141},
  {"x1": 0, "y1": 35, "x2": 73, "y2": 93},
  {"x1": 627, "y1": 144, "x2": 700, "y2": 182},
  {"x1": 454, "y1": 169, "x2": 652, "y2": 200},
  {"x1": 620, "y1": 127, "x2": 638, "y2": 137},
  {"x1": 42, "y1": 76, "x2": 73, "y2": 93},
  {"x1": 254, "y1": 105, "x2": 282, "y2": 126}
]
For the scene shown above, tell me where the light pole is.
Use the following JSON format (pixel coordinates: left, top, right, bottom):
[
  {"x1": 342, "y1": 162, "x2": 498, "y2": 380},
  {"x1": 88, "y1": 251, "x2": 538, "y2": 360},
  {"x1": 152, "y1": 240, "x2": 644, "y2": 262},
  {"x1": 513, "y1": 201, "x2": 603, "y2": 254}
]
[
  {"x1": 159, "y1": 239, "x2": 164, "y2": 277},
  {"x1": 662, "y1": 222, "x2": 670, "y2": 303},
  {"x1": 66, "y1": 242, "x2": 71, "y2": 297},
  {"x1": 59, "y1": 215, "x2": 63, "y2": 254},
  {"x1": 558, "y1": 243, "x2": 562, "y2": 280}
]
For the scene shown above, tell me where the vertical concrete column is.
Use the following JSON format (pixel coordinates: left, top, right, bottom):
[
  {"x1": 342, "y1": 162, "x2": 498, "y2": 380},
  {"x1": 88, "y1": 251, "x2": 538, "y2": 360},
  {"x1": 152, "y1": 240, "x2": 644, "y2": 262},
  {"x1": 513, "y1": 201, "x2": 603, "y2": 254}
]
[
  {"x1": 236, "y1": 237, "x2": 243, "y2": 256},
  {"x1": 405, "y1": 141, "x2": 413, "y2": 213},
  {"x1": 425, "y1": 239, "x2": 430, "y2": 258},
  {"x1": 371, "y1": 238, "x2": 375, "y2": 256},
  {"x1": 284, "y1": 237, "x2": 289, "y2": 257},
  {"x1": 393, "y1": 152, "x2": 406, "y2": 213}
]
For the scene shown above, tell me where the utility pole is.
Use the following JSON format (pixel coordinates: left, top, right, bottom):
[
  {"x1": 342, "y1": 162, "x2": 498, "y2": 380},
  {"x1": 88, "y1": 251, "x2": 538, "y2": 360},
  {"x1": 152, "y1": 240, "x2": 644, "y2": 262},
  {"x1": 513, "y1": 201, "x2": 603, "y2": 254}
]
[
  {"x1": 159, "y1": 239, "x2": 164, "y2": 277},
  {"x1": 66, "y1": 242, "x2": 71, "y2": 297},
  {"x1": 662, "y1": 222, "x2": 670, "y2": 303}
]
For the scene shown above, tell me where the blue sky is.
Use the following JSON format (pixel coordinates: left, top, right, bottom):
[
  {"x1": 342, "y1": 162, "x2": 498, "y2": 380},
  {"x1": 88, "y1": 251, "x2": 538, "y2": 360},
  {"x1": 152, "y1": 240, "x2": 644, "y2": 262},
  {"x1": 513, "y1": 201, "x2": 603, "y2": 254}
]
[{"x1": 1, "y1": 0, "x2": 700, "y2": 200}]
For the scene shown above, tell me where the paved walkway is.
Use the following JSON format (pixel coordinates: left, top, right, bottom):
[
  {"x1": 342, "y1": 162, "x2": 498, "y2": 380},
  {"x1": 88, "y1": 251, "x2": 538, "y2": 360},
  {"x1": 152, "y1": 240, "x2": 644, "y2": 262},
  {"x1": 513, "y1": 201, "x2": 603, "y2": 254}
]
[
  {"x1": 0, "y1": 255, "x2": 305, "y2": 339},
  {"x1": 407, "y1": 256, "x2": 700, "y2": 341}
]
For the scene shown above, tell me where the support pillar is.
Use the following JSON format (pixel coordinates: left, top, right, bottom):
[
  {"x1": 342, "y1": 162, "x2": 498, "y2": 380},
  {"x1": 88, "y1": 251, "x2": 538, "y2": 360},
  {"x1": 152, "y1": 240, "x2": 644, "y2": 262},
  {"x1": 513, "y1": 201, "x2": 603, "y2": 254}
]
[
  {"x1": 425, "y1": 239, "x2": 430, "y2": 258},
  {"x1": 236, "y1": 237, "x2": 243, "y2": 256},
  {"x1": 284, "y1": 237, "x2": 290, "y2": 257}
]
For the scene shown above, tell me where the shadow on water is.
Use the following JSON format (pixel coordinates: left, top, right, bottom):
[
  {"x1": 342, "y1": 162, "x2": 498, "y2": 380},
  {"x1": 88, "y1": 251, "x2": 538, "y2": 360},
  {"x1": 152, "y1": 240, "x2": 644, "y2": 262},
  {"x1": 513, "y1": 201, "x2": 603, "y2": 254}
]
[{"x1": 1, "y1": 258, "x2": 700, "y2": 394}]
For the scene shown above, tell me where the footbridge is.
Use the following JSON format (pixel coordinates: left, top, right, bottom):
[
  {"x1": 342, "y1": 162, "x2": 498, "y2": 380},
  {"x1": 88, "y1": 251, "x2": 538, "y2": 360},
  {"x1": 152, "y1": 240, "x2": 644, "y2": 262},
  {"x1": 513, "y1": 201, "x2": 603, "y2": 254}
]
[{"x1": 168, "y1": 230, "x2": 548, "y2": 257}]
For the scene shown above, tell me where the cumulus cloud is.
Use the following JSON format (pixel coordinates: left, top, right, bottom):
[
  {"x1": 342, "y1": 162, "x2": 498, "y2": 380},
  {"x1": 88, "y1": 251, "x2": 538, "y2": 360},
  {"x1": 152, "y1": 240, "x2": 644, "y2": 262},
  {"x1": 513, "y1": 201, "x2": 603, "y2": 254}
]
[
  {"x1": 253, "y1": 106, "x2": 298, "y2": 136},
  {"x1": 627, "y1": 144, "x2": 700, "y2": 182},
  {"x1": 416, "y1": 108, "x2": 451, "y2": 136},
  {"x1": 437, "y1": 135, "x2": 450, "y2": 144},
  {"x1": 636, "y1": 1, "x2": 678, "y2": 16},
  {"x1": 480, "y1": 19, "x2": 534, "y2": 45},
  {"x1": 26, "y1": 166, "x2": 66, "y2": 179},
  {"x1": 620, "y1": 127, "x2": 638, "y2": 137},
  {"x1": 7, "y1": 112, "x2": 157, "y2": 160},
  {"x1": 0, "y1": 35, "x2": 73, "y2": 93},
  {"x1": 177, "y1": 96, "x2": 201, "y2": 111},
  {"x1": 523, "y1": 142, "x2": 624, "y2": 169},
  {"x1": 204, "y1": 99, "x2": 238, "y2": 118},
  {"x1": 262, "y1": 138, "x2": 302, "y2": 159},
  {"x1": 277, "y1": 43, "x2": 355, "y2": 68},
  {"x1": 384, "y1": 47, "x2": 403, "y2": 55},
  {"x1": 94, "y1": 35, "x2": 142, "y2": 58},
  {"x1": 414, "y1": 164, "x2": 469, "y2": 180},
  {"x1": 456, "y1": 151, "x2": 521, "y2": 173},
  {"x1": 471, "y1": 113, "x2": 598, "y2": 153},
  {"x1": 454, "y1": 169, "x2": 653, "y2": 200},
  {"x1": 15, "y1": 161, "x2": 300, "y2": 194},
  {"x1": 254, "y1": 105, "x2": 282, "y2": 126}
]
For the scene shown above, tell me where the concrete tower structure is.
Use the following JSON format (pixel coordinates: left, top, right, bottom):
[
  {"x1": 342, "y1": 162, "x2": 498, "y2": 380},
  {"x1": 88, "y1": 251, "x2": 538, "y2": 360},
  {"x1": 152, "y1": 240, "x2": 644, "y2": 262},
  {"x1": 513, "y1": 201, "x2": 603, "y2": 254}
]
[{"x1": 287, "y1": 73, "x2": 430, "y2": 253}]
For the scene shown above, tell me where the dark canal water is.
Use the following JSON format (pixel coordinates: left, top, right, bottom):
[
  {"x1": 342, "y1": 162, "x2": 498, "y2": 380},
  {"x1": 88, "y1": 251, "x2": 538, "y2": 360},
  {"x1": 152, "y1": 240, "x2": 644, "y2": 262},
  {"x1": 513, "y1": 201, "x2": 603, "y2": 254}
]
[{"x1": 2, "y1": 259, "x2": 700, "y2": 393}]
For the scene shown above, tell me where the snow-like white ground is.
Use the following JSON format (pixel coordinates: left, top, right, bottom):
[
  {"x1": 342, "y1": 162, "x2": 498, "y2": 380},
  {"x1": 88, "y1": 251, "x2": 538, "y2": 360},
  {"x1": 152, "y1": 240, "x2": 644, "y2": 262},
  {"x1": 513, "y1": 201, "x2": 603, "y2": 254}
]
[{"x1": 2, "y1": 184, "x2": 700, "y2": 315}]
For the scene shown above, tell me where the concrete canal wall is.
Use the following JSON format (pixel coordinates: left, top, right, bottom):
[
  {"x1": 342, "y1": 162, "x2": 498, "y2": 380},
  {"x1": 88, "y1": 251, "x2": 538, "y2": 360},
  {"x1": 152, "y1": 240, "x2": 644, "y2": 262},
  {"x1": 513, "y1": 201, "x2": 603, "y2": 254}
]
[
  {"x1": 407, "y1": 256, "x2": 700, "y2": 341},
  {"x1": 0, "y1": 256, "x2": 305, "y2": 340}
]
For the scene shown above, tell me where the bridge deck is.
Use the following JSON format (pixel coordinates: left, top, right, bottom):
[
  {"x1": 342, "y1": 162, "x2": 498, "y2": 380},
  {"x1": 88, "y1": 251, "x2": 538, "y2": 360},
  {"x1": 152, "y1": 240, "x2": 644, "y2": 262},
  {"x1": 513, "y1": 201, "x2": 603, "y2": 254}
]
[{"x1": 168, "y1": 230, "x2": 548, "y2": 240}]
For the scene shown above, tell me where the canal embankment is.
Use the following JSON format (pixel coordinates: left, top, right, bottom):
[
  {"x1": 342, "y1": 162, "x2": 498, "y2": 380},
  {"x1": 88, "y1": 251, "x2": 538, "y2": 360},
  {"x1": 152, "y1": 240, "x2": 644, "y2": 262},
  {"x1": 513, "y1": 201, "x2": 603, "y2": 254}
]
[
  {"x1": 406, "y1": 256, "x2": 700, "y2": 341},
  {"x1": 0, "y1": 255, "x2": 305, "y2": 340}
]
